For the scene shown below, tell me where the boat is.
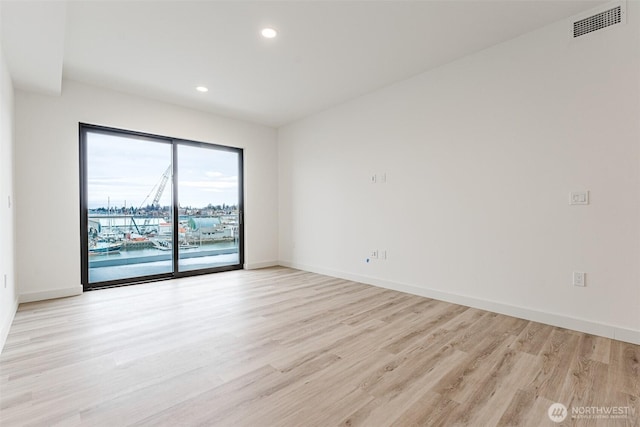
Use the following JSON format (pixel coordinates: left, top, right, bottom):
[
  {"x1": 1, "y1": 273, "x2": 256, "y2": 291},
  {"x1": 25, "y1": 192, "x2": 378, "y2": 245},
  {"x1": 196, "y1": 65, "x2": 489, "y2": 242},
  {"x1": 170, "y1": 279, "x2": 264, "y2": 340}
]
[
  {"x1": 98, "y1": 231, "x2": 123, "y2": 242},
  {"x1": 151, "y1": 239, "x2": 172, "y2": 251},
  {"x1": 89, "y1": 242, "x2": 123, "y2": 254},
  {"x1": 151, "y1": 239, "x2": 198, "y2": 251}
]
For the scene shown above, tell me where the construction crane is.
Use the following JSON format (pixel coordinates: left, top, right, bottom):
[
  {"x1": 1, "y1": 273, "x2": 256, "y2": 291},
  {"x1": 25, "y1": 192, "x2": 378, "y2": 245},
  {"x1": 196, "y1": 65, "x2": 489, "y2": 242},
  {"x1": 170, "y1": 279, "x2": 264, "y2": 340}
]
[
  {"x1": 135, "y1": 165, "x2": 172, "y2": 234},
  {"x1": 151, "y1": 165, "x2": 172, "y2": 208}
]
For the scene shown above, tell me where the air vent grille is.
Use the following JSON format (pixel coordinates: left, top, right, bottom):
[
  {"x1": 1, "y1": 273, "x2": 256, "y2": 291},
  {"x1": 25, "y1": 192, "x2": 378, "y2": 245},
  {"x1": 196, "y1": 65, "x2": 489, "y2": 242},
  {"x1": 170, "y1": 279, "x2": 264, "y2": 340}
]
[{"x1": 573, "y1": 6, "x2": 621, "y2": 38}]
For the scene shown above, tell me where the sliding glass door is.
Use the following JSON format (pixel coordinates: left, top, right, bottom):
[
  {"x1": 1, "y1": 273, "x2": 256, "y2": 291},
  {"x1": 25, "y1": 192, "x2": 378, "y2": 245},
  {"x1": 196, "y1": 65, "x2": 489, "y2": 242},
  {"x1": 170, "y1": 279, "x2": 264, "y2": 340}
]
[
  {"x1": 176, "y1": 144, "x2": 241, "y2": 272},
  {"x1": 80, "y1": 124, "x2": 243, "y2": 289},
  {"x1": 82, "y1": 131, "x2": 174, "y2": 284}
]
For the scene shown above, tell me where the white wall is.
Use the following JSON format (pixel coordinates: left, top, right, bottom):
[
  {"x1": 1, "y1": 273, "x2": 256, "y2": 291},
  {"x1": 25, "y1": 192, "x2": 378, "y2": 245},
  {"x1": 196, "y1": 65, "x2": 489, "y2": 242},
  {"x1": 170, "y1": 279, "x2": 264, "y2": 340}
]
[
  {"x1": 15, "y1": 80, "x2": 278, "y2": 302},
  {"x1": 279, "y1": 4, "x2": 640, "y2": 344},
  {"x1": 0, "y1": 30, "x2": 18, "y2": 352}
]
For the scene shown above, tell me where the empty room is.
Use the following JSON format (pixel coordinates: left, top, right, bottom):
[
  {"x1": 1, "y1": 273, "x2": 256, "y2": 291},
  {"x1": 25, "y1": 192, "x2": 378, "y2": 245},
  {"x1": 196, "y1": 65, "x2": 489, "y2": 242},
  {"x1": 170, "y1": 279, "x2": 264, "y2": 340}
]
[{"x1": 0, "y1": 0, "x2": 639, "y2": 426}]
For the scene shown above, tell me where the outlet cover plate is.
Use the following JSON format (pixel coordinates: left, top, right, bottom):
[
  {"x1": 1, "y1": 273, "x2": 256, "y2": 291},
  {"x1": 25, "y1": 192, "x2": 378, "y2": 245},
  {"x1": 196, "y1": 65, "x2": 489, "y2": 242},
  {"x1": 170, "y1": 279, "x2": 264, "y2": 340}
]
[
  {"x1": 573, "y1": 271, "x2": 586, "y2": 286},
  {"x1": 570, "y1": 191, "x2": 589, "y2": 205}
]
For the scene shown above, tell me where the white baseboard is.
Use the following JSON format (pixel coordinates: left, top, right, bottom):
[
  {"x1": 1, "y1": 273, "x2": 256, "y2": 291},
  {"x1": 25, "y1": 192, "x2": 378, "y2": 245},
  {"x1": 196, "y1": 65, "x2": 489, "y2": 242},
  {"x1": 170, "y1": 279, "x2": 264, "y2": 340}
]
[
  {"x1": 0, "y1": 297, "x2": 19, "y2": 355},
  {"x1": 614, "y1": 327, "x2": 640, "y2": 345},
  {"x1": 244, "y1": 261, "x2": 279, "y2": 270},
  {"x1": 280, "y1": 261, "x2": 640, "y2": 346},
  {"x1": 19, "y1": 285, "x2": 83, "y2": 304}
]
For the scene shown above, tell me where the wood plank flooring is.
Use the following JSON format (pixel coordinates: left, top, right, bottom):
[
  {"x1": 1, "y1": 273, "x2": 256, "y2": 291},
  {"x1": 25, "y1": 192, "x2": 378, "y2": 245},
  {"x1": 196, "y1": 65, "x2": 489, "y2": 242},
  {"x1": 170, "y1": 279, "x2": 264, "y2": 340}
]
[{"x1": 1, "y1": 267, "x2": 638, "y2": 426}]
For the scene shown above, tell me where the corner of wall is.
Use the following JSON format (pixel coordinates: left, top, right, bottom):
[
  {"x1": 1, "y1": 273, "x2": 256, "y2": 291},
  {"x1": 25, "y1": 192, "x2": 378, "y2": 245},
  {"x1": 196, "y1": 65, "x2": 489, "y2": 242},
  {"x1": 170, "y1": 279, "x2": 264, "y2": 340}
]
[
  {"x1": 0, "y1": 32, "x2": 19, "y2": 354},
  {"x1": 0, "y1": 298, "x2": 19, "y2": 354}
]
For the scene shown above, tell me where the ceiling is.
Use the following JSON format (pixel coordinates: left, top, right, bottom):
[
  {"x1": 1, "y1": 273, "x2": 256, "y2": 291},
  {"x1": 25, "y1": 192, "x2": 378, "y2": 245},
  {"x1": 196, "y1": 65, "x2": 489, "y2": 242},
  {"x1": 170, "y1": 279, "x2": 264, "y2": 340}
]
[{"x1": 1, "y1": 0, "x2": 606, "y2": 127}]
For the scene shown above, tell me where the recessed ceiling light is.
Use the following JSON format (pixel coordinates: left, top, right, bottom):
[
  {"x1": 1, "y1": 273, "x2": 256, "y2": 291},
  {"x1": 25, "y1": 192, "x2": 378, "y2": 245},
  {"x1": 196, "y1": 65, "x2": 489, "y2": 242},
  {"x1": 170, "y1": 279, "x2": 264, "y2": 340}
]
[
  {"x1": 261, "y1": 28, "x2": 277, "y2": 39},
  {"x1": 196, "y1": 86, "x2": 208, "y2": 93}
]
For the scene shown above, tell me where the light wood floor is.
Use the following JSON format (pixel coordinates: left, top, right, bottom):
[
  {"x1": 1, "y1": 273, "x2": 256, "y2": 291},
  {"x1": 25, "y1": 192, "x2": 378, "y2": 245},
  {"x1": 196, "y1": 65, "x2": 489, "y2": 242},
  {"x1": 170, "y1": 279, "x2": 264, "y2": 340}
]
[{"x1": 1, "y1": 267, "x2": 638, "y2": 427}]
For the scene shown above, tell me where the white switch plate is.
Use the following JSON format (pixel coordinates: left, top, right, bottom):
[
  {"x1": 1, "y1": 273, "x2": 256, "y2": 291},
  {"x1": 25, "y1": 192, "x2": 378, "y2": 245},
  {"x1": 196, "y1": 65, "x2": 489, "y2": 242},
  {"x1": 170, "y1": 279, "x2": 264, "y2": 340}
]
[
  {"x1": 573, "y1": 272, "x2": 586, "y2": 287},
  {"x1": 370, "y1": 174, "x2": 377, "y2": 184},
  {"x1": 380, "y1": 250, "x2": 387, "y2": 260},
  {"x1": 370, "y1": 250, "x2": 378, "y2": 259},
  {"x1": 569, "y1": 191, "x2": 589, "y2": 205}
]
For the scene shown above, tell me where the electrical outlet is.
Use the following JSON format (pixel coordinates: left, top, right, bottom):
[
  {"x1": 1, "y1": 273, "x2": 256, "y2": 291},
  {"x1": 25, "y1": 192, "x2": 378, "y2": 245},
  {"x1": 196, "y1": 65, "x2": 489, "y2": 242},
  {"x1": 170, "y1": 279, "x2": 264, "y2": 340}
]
[
  {"x1": 573, "y1": 272, "x2": 586, "y2": 287},
  {"x1": 371, "y1": 173, "x2": 387, "y2": 184},
  {"x1": 370, "y1": 250, "x2": 378, "y2": 259}
]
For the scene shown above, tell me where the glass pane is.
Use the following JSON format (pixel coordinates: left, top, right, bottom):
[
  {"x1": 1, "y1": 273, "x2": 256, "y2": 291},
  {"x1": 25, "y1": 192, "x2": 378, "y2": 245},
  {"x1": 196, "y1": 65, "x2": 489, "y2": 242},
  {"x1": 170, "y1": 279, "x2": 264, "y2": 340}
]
[
  {"x1": 86, "y1": 132, "x2": 173, "y2": 283},
  {"x1": 177, "y1": 145, "x2": 240, "y2": 272}
]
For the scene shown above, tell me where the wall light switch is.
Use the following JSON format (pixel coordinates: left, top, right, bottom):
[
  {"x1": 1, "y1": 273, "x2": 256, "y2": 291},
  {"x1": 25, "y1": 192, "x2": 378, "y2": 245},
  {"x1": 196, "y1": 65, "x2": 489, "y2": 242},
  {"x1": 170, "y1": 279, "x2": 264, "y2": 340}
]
[
  {"x1": 573, "y1": 272, "x2": 586, "y2": 287},
  {"x1": 569, "y1": 191, "x2": 589, "y2": 205}
]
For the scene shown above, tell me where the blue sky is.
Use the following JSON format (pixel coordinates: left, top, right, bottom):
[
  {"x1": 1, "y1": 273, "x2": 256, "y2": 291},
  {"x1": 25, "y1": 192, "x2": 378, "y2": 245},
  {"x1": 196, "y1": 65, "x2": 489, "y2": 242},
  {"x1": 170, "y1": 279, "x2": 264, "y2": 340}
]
[{"x1": 87, "y1": 132, "x2": 239, "y2": 209}]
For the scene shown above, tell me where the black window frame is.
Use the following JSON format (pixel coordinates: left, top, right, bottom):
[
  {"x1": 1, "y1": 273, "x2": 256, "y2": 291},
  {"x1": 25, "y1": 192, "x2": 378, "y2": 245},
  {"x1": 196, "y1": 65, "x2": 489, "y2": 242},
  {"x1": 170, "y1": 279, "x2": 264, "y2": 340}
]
[{"x1": 79, "y1": 123, "x2": 244, "y2": 290}]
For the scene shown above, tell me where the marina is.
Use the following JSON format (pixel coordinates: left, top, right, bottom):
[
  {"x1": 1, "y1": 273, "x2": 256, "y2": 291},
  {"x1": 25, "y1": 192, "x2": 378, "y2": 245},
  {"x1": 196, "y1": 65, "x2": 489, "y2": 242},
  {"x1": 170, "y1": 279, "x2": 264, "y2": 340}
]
[{"x1": 88, "y1": 212, "x2": 240, "y2": 283}]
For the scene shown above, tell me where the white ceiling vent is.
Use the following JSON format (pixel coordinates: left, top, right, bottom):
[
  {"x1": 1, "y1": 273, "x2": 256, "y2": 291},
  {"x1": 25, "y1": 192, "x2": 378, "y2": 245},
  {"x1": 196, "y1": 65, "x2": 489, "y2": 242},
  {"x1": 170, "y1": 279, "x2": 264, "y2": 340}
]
[{"x1": 571, "y1": 2, "x2": 626, "y2": 39}]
